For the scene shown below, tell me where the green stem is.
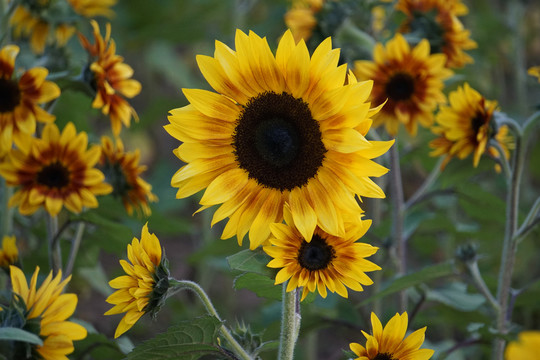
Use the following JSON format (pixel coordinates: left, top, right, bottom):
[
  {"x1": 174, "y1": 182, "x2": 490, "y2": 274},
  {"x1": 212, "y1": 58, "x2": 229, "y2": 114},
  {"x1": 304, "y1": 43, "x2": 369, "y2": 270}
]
[
  {"x1": 168, "y1": 279, "x2": 253, "y2": 360},
  {"x1": 405, "y1": 157, "x2": 444, "y2": 210},
  {"x1": 65, "y1": 222, "x2": 86, "y2": 276},
  {"x1": 466, "y1": 261, "x2": 499, "y2": 313},
  {"x1": 389, "y1": 140, "x2": 407, "y2": 312},
  {"x1": 278, "y1": 285, "x2": 301, "y2": 360},
  {"x1": 489, "y1": 139, "x2": 512, "y2": 181},
  {"x1": 0, "y1": 179, "x2": 14, "y2": 239},
  {"x1": 47, "y1": 215, "x2": 62, "y2": 276}
]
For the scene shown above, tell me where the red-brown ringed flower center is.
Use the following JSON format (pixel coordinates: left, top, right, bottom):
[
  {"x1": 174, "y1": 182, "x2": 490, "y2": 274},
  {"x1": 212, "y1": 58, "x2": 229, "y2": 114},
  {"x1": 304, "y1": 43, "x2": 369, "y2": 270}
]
[
  {"x1": 297, "y1": 235, "x2": 335, "y2": 271},
  {"x1": 471, "y1": 111, "x2": 489, "y2": 135},
  {"x1": 0, "y1": 78, "x2": 22, "y2": 113},
  {"x1": 373, "y1": 353, "x2": 395, "y2": 360},
  {"x1": 37, "y1": 161, "x2": 71, "y2": 189},
  {"x1": 233, "y1": 91, "x2": 326, "y2": 191},
  {"x1": 385, "y1": 72, "x2": 416, "y2": 102}
]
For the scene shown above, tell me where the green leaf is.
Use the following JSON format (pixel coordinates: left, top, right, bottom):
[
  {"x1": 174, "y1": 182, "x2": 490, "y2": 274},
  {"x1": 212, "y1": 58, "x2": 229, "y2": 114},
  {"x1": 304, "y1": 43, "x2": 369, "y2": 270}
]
[
  {"x1": 125, "y1": 316, "x2": 232, "y2": 360},
  {"x1": 78, "y1": 264, "x2": 114, "y2": 297},
  {"x1": 425, "y1": 282, "x2": 486, "y2": 312},
  {"x1": 227, "y1": 249, "x2": 274, "y2": 277},
  {"x1": 358, "y1": 261, "x2": 456, "y2": 306},
  {"x1": 234, "y1": 273, "x2": 281, "y2": 300},
  {"x1": 0, "y1": 327, "x2": 43, "y2": 346}
]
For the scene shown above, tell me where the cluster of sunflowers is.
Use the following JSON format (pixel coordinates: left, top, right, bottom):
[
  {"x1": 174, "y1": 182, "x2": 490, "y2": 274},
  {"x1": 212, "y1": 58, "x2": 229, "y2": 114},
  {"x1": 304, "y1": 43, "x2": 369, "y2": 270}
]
[{"x1": 0, "y1": 0, "x2": 540, "y2": 359}]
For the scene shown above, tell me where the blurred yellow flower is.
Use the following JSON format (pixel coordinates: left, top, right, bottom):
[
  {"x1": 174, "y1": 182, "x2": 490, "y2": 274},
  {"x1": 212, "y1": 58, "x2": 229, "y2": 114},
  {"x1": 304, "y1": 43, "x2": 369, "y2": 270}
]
[
  {"x1": 100, "y1": 136, "x2": 157, "y2": 216},
  {"x1": 0, "y1": 122, "x2": 112, "y2": 216},
  {"x1": 284, "y1": 0, "x2": 324, "y2": 43},
  {"x1": 0, "y1": 45, "x2": 60, "y2": 157},
  {"x1": 350, "y1": 312, "x2": 434, "y2": 360},
  {"x1": 68, "y1": 0, "x2": 117, "y2": 17},
  {"x1": 505, "y1": 331, "x2": 540, "y2": 360},
  {"x1": 528, "y1": 66, "x2": 540, "y2": 82},
  {"x1": 354, "y1": 33, "x2": 452, "y2": 136},
  {"x1": 0, "y1": 235, "x2": 18, "y2": 269},
  {"x1": 10, "y1": 265, "x2": 87, "y2": 360},
  {"x1": 105, "y1": 223, "x2": 169, "y2": 338}
]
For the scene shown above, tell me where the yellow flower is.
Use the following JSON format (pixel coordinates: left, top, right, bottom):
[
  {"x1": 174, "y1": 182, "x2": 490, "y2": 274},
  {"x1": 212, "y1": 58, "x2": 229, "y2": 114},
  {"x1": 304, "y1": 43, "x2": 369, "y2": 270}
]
[
  {"x1": 67, "y1": 0, "x2": 118, "y2": 17},
  {"x1": 0, "y1": 235, "x2": 18, "y2": 269},
  {"x1": 505, "y1": 331, "x2": 540, "y2": 360},
  {"x1": 0, "y1": 122, "x2": 113, "y2": 216},
  {"x1": 263, "y1": 205, "x2": 380, "y2": 301},
  {"x1": 350, "y1": 312, "x2": 434, "y2": 360},
  {"x1": 10, "y1": 266, "x2": 87, "y2": 360},
  {"x1": 430, "y1": 83, "x2": 513, "y2": 169},
  {"x1": 78, "y1": 20, "x2": 141, "y2": 135},
  {"x1": 284, "y1": 0, "x2": 324, "y2": 43},
  {"x1": 99, "y1": 136, "x2": 158, "y2": 216},
  {"x1": 0, "y1": 45, "x2": 60, "y2": 156},
  {"x1": 354, "y1": 33, "x2": 452, "y2": 136},
  {"x1": 528, "y1": 66, "x2": 540, "y2": 82},
  {"x1": 165, "y1": 29, "x2": 393, "y2": 249},
  {"x1": 105, "y1": 223, "x2": 169, "y2": 338},
  {"x1": 395, "y1": 0, "x2": 477, "y2": 68}
]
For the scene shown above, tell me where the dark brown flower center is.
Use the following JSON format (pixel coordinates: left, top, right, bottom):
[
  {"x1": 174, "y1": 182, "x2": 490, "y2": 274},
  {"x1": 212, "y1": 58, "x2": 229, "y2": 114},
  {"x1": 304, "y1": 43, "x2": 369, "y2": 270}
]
[
  {"x1": 0, "y1": 78, "x2": 21, "y2": 113},
  {"x1": 102, "y1": 159, "x2": 131, "y2": 197},
  {"x1": 297, "y1": 235, "x2": 335, "y2": 271},
  {"x1": 373, "y1": 353, "x2": 395, "y2": 360},
  {"x1": 233, "y1": 92, "x2": 326, "y2": 191},
  {"x1": 37, "y1": 162, "x2": 71, "y2": 189},
  {"x1": 385, "y1": 72, "x2": 416, "y2": 102}
]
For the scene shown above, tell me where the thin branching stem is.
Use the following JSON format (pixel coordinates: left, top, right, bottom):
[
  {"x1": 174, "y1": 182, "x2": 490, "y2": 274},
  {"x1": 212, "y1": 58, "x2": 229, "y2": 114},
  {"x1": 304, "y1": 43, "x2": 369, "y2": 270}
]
[
  {"x1": 466, "y1": 261, "x2": 500, "y2": 313},
  {"x1": 47, "y1": 215, "x2": 62, "y2": 276},
  {"x1": 65, "y1": 222, "x2": 86, "y2": 276},
  {"x1": 405, "y1": 157, "x2": 444, "y2": 210}
]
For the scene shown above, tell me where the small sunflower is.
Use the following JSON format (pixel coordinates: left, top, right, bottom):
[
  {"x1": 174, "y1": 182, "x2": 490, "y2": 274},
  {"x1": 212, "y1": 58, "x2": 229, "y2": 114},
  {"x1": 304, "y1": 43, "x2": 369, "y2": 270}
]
[
  {"x1": 505, "y1": 331, "x2": 540, "y2": 360},
  {"x1": 79, "y1": 20, "x2": 141, "y2": 135},
  {"x1": 9, "y1": 266, "x2": 87, "y2": 360},
  {"x1": 0, "y1": 235, "x2": 19, "y2": 270},
  {"x1": 105, "y1": 223, "x2": 169, "y2": 338},
  {"x1": 0, "y1": 44, "x2": 60, "y2": 156},
  {"x1": 354, "y1": 33, "x2": 452, "y2": 137},
  {"x1": 0, "y1": 122, "x2": 113, "y2": 217},
  {"x1": 349, "y1": 312, "x2": 434, "y2": 360},
  {"x1": 166, "y1": 29, "x2": 393, "y2": 249},
  {"x1": 429, "y1": 83, "x2": 513, "y2": 169},
  {"x1": 528, "y1": 66, "x2": 540, "y2": 83},
  {"x1": 99, "y1": 136, "x2": 157, "y2": 216},
  {"x1": 395, "y1": 0, "x2": 477, "y2": 68},
  {"x1": 263, "y1": 205, "x2": 380, "y2": 301},
  {"x1": 67, "y1": 0, "x2": 117, "y2": 17},
  {"x1": 284, "y1": 0, "x2": 324, "y2": 43}
]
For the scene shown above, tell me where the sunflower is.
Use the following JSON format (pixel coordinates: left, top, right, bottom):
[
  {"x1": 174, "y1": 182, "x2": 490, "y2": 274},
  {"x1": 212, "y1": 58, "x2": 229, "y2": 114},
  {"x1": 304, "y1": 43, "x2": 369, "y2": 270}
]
[
  {"x1": 67, "y1": 0, "x2": 117, "y2": 17},
  {"x1": 284, "y1": 0, "x2": 324, "y2": 43},
  {"x1": 79, "y1": 20, "x2": 141, "y2": 136},
  {"x1": 99, "y1": 136, "x2": 157, "y2": 216},
  {"x1": 105, "y1": 223, "x2": 169, "y2": 338},
  {"x1": 0, "y1": 235, "x2": 18, "y2": 269},
  {"x1": 0, "y1": 44, "x2": 60, "y2": 157},
  {"x1": 528, "y1": 66, "x2": 540, "y2": 82},
  {"x1": 429, "y1": 83, "x2": 513, "y2": 169},
  {"x1": 349, "y1": 312, "x2": 434, "y2": 360},
  {"x1": 9, "y1": 266, "x2": 87, "y2": 360},
  {"x1": 0, "y1": 122, "x2": 112, "y2": 217},
  {"x1": 395, "y1": 0, "x2": 477, "y2": 68},
  {"x1": 165, "y1": 29, "x2": 393, "y2": 249},
  {"x1": 263, "y1": 205, "x2": 379, "y2": 301},
  {"x1": 353, "y1": 33, "x2": 452, "y2": 137},
  {"x1": 505, "y1": 331, "x2": 540, "y2": 360}
]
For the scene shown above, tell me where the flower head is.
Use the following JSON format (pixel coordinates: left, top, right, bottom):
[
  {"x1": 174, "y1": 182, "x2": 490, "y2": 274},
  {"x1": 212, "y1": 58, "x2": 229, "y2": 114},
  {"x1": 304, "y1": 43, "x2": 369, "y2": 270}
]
[
  {"x1": 67, "y1": 0, "x2": 117, "y2": 17},
  {"x1": 505, "y1": 331, "x2": 540, "y2": 360},
  {"x1": 105, "y1": 223, "x2": 169, "y2": 338},
  {"x1": 0, "y1": 45, "x2": 60, "y2": 156},
  {"x1": 263, "y1": 206, "x2": 380, "y2": 301},
  {"x1": 395, "y1": 0, "x2": 477, "y2": 68},
  {"x1": 350, "y1": 312, "x2": 434, "y2": 360},
  {"x1": 430, "y1": 83, "x2": 513, "y2": 169},
  {"x1": 0, "y1": 122, "x2": 113, "y2": 216},
  {"x1": 0, "y1": 235, "x2": 19, "y2": 270},
  {"x1": 99, "y1": 136, "x2": 157, "y2": 216},
  {"x1": 285, "y1": 0, "x2": 324, "y2": 43},
  {"x1": 165, "y1": 29, "x2": 393, "y2": 249},
  {"x1": 528, "y1": 66, "x2": 540, "y2": 83},
  {"x1": 354, "y1": 33, "x2": 452, "y2": 137},
  {"x1": 79, "y1": 20, "x2": 141, "y2": 135},
  {"x1": 9, "y1": 266, "x2": 87, "y2": 360}
]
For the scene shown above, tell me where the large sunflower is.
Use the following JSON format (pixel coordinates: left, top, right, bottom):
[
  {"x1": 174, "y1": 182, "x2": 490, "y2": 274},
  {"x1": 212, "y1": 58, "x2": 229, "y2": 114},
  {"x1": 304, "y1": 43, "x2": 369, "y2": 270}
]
[
  {"x1": 349, "y1": 312, "x2": 434, "y2": 360},
  {"x1": 354, "y1": 33, "x2": 452, "y2": 137},
  {"x1": 166, "y1": 29, "x2": 393, "y2": 249},
  {"x1": 0, "y1": 44, "x2": 60, "y2": 156},
  {"x1": 9, "y1": 266, "x2": 87, "y2": 360},
  {"x1": 430, "y1": 83, "x2": 513, "y2": 169},
  {"x1": 263, "y1": 205, "x2": 379, "y2": 301},
  {"x1": 99, "y1": 136, "x2": 157, "y2": 216},
  {"x1": 79, "y1": 20, "x2": 141, "y2": 136},
  {"x1": 505, "y1": 331, "x2": 540, "y2": 360},
  {"x1": 395, "y1": 0, "x2": 477, "y2": 68},
  {"x1": 105, "y1": 223, "x2": 169, "y2": 338},
  {"x1": 0, "y1": 122, "x2": 112, "y2": 216}
]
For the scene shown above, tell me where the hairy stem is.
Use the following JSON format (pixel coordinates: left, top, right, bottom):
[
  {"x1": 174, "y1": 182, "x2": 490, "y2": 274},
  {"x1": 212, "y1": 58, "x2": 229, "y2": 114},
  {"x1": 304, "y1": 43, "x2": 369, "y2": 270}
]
[{"x1": 278, "y1": 286, "x2": 301, "y2": 360}]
